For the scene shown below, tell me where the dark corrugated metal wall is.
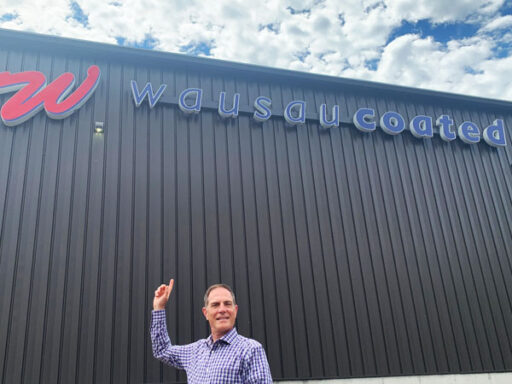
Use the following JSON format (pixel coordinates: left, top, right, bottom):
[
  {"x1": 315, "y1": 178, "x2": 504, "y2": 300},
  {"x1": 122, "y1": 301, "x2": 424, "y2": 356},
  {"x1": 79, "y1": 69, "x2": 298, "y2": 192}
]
[{"x1": 0, "y1": 33, "x2": 512, "y2": 383}]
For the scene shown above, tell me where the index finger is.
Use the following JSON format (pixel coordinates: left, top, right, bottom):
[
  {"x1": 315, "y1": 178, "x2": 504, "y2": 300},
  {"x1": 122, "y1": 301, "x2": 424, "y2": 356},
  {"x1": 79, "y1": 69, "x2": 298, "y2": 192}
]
[{"x1": 166, "y1": 278, "x2": 174, "y2": 298}]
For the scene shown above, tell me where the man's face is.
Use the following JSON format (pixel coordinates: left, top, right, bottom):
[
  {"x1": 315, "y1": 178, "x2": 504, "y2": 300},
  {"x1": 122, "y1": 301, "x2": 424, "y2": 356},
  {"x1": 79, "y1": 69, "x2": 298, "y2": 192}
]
[{"x1": 202, "y1": 287, "x2": 238, "y2": 338}]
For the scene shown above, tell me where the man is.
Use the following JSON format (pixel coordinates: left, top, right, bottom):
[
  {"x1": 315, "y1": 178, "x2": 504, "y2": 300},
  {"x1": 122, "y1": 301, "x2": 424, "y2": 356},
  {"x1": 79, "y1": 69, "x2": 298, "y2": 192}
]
[{"x1": 151, "y1": 279, "x2": 273, "y2": 383}]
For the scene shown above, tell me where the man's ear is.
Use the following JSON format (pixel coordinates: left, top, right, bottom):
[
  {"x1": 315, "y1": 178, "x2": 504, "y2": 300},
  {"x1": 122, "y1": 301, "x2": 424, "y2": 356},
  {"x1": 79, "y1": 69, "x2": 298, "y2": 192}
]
[{"x1": 202, "y1": 307, "x2": 207, "y2": 319}]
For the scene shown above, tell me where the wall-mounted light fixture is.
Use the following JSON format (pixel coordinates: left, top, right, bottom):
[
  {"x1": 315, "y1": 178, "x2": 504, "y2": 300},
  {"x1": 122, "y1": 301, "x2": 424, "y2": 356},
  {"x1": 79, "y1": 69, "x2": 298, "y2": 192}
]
[{"x1": 94, "y1": 121, "x2": 104, "y2": 134}]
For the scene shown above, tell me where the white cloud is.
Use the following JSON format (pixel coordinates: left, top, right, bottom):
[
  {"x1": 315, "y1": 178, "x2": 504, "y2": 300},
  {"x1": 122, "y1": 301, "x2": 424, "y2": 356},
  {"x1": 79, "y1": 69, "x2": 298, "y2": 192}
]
[
  {"x1": 0, "y1": 0, "x2": 511, "y2": 100},
  {"x1": 386, "y1": 0, "x2": 504, "y2": 23},
  {"x1": 357, "y1": 33, "x2": 512, "y2": 100},
  {"x1": 480, "y1": 14, "x2": 512, "y2": 31}
]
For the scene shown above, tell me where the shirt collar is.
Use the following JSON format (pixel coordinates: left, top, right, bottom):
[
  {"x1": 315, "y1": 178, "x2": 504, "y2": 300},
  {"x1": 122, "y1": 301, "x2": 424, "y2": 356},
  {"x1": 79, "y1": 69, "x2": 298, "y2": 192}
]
[{"x1": 206, "y1": 327, "x2": 238, "y2": 347}]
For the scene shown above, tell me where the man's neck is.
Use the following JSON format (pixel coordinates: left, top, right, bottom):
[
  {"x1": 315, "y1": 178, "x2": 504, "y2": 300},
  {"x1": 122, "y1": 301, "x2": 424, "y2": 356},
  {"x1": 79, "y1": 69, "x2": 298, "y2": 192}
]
[{"x1": 211, "y1": 327, "x2": 233, "y2": 342}]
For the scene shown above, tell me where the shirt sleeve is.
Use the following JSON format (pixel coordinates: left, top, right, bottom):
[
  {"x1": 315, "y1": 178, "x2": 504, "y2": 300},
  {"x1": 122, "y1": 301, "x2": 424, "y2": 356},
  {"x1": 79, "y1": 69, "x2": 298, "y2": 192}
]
[
  {"x1": 243, "y1": 343, "x2": 273, "y2": 383},
  {"x1": 150, "y1": 310, "x2": 194, "y2": 370}
]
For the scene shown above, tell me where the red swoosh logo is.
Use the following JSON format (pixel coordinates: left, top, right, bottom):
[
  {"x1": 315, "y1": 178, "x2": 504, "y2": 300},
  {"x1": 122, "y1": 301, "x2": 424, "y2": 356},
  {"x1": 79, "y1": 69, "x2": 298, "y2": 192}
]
[{"x1": 0, "y1": 65, "x2": 101, "y2": 126}]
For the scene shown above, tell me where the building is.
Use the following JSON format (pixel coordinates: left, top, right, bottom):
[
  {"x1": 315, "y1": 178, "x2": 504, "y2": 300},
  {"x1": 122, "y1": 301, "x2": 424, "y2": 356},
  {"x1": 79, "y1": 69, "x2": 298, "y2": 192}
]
[{"x1": 0, "y1": 28, "x2": 511, "y2": 383}]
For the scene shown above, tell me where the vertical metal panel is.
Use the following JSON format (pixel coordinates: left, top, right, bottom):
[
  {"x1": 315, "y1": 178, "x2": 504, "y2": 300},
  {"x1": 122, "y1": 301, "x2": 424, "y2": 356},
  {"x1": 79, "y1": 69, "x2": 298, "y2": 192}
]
[
  {"x1": 0, "y1": 32, "x2": 511, "y2": 384},
  {"x1": 0, "y1": 47, "x2": 30, "y2": 384},
  {"x1": 270, "y1": 79, "x2": 312, "y2": 379},
  {"x1": 93, "y1": 61, "x2": 122, "y2": 384},
  {"x1": 21, "y1": 51, "x2": 62, "y2": 384}
]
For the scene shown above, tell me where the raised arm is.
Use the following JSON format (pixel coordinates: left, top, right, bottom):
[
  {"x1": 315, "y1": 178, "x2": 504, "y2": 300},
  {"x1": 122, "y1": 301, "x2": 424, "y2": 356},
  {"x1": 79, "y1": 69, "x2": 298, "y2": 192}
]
[{"x1": 150, "y1": 279, "x2": 193, "y2": 370}]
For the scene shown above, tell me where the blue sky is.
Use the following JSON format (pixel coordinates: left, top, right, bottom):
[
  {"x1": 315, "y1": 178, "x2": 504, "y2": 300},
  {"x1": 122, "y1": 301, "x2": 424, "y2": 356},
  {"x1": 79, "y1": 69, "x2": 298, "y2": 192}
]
[{"x1": 1, "y1": 0, "x2": 511, "y2": 101}]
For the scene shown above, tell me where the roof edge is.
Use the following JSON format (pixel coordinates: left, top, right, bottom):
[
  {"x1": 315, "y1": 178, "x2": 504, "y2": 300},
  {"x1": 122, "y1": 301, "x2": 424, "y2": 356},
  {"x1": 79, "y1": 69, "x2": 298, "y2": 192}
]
[{"x1": 1, "y1": 28, "x2": 511, "y2": 110}]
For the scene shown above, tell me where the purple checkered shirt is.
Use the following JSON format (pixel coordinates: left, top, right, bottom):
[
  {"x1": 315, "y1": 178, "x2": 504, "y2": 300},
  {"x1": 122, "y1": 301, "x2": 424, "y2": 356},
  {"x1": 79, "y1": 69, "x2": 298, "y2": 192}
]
[{"x1": 151, "y1": 310, "x2": 273, "y2": 383}]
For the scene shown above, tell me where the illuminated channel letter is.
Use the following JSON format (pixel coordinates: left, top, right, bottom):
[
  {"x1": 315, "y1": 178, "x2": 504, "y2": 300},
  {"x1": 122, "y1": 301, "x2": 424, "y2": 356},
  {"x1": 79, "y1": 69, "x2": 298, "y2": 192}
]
[
  {"x1": 353, "y1": 108, "x2": 376, "y2": 132},
  {"x1": 179, "y1": 88, "x2": 202, "y2": 114},
  {"x1": 458, "y1": 121, "x2": 480, "y2": 144},
  {"x1": 409, "y1": 115, "x2": 433, "y2": 138},
  {"x1": 483, "y1": 119, "x2": 507, "y2": 147},
  {"x1": 253, "y1": 96, "x2": 272, "y2": 122},
  {"x1": 380, "y1": 111, "x2": 405, "y2": 135},
  {"x1": 319, "y1": 104, "x2": 339, "y2": 129},
  {"x1": 436, "y1": 115, "x2": 456, "y2": 142},
  {"x1": 131, "y1": 81, "x2": 166, "y2": 108},
  {"x1": 284, "y1": 100, "x2": 306, "y2": 125},
  {"x1": 218, "y1": 92, "x2": 240, "y2": 118},
  {"x1": 0, "y1": 65, "x2": 101, "y2": 126}
]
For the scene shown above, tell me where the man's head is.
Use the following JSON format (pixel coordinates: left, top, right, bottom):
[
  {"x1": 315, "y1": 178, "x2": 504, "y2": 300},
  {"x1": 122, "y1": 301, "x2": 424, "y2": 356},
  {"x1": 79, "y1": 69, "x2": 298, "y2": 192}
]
[{"x1": 202, "y1": 284, "x2": 238, "y2": 340}]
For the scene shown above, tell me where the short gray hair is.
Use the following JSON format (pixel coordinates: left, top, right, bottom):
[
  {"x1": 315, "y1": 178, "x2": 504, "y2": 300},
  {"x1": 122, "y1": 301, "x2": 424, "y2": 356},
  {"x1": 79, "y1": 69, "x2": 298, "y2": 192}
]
[{"x1": 203, "y1": 284, "x2": 236, "y2": 307}]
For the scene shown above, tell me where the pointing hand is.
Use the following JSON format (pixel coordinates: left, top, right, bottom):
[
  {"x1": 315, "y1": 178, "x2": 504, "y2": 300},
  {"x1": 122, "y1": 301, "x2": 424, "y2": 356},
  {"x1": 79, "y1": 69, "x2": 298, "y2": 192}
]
[{"x1": 153, "y1": 278, "x2": 174, "y2": 310}]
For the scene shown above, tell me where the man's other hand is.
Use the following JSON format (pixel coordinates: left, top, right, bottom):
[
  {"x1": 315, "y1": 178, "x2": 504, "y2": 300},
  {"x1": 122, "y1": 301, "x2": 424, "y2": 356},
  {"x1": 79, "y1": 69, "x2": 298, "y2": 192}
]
[{"x1": 153, "y1": 278, "x2": 174, "y2": 310}]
